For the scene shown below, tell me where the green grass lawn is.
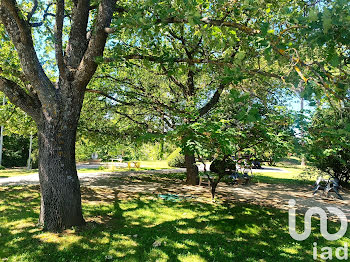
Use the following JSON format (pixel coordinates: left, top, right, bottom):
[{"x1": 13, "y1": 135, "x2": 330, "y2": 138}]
[
  {"x1": 0, "y1": 186, "x2": 348, "y2": 262},
  {"x1": 275, "y1": 156, "x2": 302, "y2": 168},
  {"x1": 252, "y1": 166, "x2": 318, "y2": 185},
  {"x1": 0, "y1": 168, "x2": 38, "y2": 178},
  {"x1": 139, "y1": 160, "x2": 171, "y2": 169}
]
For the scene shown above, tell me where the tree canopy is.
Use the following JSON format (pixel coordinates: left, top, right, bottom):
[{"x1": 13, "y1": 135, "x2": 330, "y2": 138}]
[{"x1": 0, "y1": 0, "x2": 349, "y2": 232}]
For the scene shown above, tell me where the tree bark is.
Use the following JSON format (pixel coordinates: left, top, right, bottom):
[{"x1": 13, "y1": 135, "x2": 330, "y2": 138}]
[
  {"x1": 37, "y1": 104, "x2": 84, "y2": 231},
  {"x1": 185, "y1": 154, "x2": 199, "y2": 185}
]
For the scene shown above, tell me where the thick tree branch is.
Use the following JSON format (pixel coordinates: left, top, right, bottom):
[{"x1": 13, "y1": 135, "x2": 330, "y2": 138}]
[
  {"x1": 0, "y1": 76, "x2": 40, "y2": 119},
  {"x1": 187, "y1": 69, "x2": 195, "y2": 97},
  {"x1": 1, "y1": 0, "x2": 29, "y2": 41},
  {"x1": 199, "y1": 83, "x2": 226, "y2": 116},
  {"x1": 75, "y1": 0, "x2": 116, "y2": 88},
  {"x1": 55, "y1": 0, "x2": 66, "y2": 77},
  {"x1": 0, "y1": 1, "x2": 57, "y2": 109},
  {"x1": 65, "y1": 0, "x2": 90, "y2": 69}
]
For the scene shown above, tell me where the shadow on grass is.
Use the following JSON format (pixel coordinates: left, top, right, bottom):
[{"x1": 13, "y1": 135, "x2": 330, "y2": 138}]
[
  {"x1": 113, "y1": 172, "x2": 186, "y2": 185},
  {"x1": 0, "y1": 186, "x2": 348, "y2": 262}
]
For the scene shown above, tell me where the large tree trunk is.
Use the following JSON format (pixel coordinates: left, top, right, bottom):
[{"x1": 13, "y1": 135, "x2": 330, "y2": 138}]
[
  {"x1": 37, "y1": 110, "x2": 84, "y2": 232},
  {"x1": 185, "y1": 154, "x2": 199, "y2": 185}
]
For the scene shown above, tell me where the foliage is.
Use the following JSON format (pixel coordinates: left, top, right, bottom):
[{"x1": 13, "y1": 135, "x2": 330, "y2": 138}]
[
  {"x1": 2, "y1": 134, "x2": 30, "y2": 168},
  {"x1": 80, "y1": 0, "x2": 349, "y2": 183},
  {"x1": 306, "y1": 103, "x2": 350, "y2": 184},
  {"x1": 173, "y1": 89, "x2": 295, "y2": 162},
  {"x1": 0, "y1": 95, "x2": 37, "y2": 136},
  {"x1": 97, "y1": 0, "x2": 309, "y2": 167},
  {"x1": 167, "y1": 148, "x2": 186, "y2": 168},
  {"x1": 77, "y1": 92, "x2": 176, "y2": 162}
]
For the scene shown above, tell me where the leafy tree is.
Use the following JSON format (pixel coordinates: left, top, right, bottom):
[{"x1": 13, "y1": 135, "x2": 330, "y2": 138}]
[
  {"x1": 306, "y1": 103, "x2": 350, "y2": 185},
  {"x1": 0, "y1": 0, "x2": 117, "y2": 231},
  {"x1": 0, "y1": 94, "x2": 37, "y2": 167},
  {"x1": 96, "y1": 0, "x2": 316, "y2": 184},
  {"x1": 176, "y1": 88, "x2": 294, "y2": 199}
]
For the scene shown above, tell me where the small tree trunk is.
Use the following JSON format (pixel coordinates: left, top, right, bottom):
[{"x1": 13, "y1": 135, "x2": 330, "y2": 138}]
[
  {"x1": 158, "y1": 140, "x2": 164, "y2": 160},
  {"x1": 37, "y1": 117, "x2": 84, "y2": 232},
  {"x1": 211, "y1": 181, "x2": 218, "y2": 201},
  {"x1": 27, "y1": 134, "x2": 33, "y2": 169},
  {"x1": 185, "y1": 154, "x2": 199, "y2": 185}
]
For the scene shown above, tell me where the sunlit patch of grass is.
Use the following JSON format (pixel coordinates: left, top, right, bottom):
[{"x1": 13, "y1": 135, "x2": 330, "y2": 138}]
[
  {"x1": 35, "y1": 232, "x2": 83, "y2": 250},
  {"x1": 146, "y1": 248, "x2": 169, "y2": 261},
  {"x1": 235, "y1": 224, "x2": 262, "y2": 236},
  {"x1": 178, "y1": 253, "x2": 207, "y2": 262},
  {"x1": 253, "y1": 167, "x2": 317, "y2": 185},
  {"x1": 0, "y1": 168, "x2": 38, "y2": 177},
  {"x1": 139, "y1": 160, "x2": 171, "y2": 169},
  {"x1": 0, "y1": 186, "x2": 349, "y2": 261}
]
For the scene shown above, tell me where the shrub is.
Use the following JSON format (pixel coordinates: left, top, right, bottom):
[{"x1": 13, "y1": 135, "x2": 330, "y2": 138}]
[
  {"x1": 167, "y1": 148, "x2": 186, "y2": 168},
  {"x1": 2, "y1": 134, "x2": 30, "y2": 168}
]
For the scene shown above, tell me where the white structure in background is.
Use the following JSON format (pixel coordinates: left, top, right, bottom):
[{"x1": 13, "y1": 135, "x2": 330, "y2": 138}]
[
  {"x1": 91, "y1": 152, "x2": 98, "y2": 160},
  {"x1": 0, "y1": 96, "x2": 5, "y2": 166},
  {"x1": 27, "y1": 134, "x2": 33, "y2": 169}
]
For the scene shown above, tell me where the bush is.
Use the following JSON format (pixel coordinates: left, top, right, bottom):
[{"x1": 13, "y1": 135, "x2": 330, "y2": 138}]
[
  {"x1": 2, "y1": 134, "x2": 30, "y2": 168},
  {"x1": 167, "y1": 148, "x2": 186, "y2": 168}
]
